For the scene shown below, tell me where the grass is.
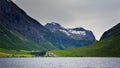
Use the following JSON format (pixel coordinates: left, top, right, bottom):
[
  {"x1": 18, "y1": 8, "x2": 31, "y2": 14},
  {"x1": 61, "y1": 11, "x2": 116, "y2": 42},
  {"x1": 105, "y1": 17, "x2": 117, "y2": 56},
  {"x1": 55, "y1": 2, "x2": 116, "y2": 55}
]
[
  {"x1": 0, "y1": 52, "x2": 11, "y2": 57},
  {"x1": 0, "y1": 48, "x2": 34, "y2": 57},
  {"x1": 0, "y1": 23, "x2": 57, "y2": 57},
  {"x1": 51, "y1": 34, "x2": 120, "y2": 57},
  {"x1": 0, "y1": 23, "x2": 56, "y2": 51}
]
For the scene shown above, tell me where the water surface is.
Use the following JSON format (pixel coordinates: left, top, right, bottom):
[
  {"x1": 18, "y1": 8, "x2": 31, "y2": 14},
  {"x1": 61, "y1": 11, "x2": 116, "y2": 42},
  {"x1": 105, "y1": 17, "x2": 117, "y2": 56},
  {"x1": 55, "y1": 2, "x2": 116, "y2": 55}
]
[{"x1": 0, "y1": 57, "x2": 120, "y2": 68}]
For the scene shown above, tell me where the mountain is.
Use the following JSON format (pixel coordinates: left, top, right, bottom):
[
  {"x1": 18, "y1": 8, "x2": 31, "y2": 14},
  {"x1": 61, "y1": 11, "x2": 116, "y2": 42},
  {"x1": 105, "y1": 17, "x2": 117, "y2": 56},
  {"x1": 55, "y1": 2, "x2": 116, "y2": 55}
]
[
  {"x1": 0, "y1": 0, "x2": 48, "y2": 42},
  {"x1": 45, "y1": 22, "x2": 96, "y2": 49},
  {"x1": 100, "y1": 23, "x2": 120, "y2": 40},
  {"x1": 0, "y1": 0, "x2": 97, "y2": 57},
  {"x1": 45, "y1": 22, "x2": 96, "y2": 41},
  {"x1": 0, "y1": 0, "x2": 57, "y2": 51},
  {"x1": 50, "y1": 23, "x2": 120, "y2": 57}
]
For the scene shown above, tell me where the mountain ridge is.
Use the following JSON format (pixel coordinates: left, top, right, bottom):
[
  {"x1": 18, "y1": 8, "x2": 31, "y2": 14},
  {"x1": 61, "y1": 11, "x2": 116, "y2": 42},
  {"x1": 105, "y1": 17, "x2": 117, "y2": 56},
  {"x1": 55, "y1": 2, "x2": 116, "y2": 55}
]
[
  {"x1": 45, "y1": 22, "x2": 96, "y2": 41},
  {"x1": 45, "y1": 22, "x2": 96, "y2": 49}
]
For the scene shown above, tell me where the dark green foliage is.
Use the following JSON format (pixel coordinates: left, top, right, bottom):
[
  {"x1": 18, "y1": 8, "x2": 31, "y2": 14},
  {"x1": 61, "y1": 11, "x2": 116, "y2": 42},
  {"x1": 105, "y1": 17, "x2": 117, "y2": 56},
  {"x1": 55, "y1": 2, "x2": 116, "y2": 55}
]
[{"x1": 30, "y1": 51, "x2": 46, "y2": 56}]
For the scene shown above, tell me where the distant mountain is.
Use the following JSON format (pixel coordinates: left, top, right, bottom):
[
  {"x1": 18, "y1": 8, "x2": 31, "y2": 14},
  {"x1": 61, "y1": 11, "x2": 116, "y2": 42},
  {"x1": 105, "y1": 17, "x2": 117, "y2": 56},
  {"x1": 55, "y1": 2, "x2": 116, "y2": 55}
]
[
  {"x1": 45, "y1": 22, "x2": 96, "y2": 49},
  {"x1": 45, "y1": 22, "x2": 96, "y2": 41},
  {"x1": 51, "y1": 23, "x2": 120, "y2": 57}
]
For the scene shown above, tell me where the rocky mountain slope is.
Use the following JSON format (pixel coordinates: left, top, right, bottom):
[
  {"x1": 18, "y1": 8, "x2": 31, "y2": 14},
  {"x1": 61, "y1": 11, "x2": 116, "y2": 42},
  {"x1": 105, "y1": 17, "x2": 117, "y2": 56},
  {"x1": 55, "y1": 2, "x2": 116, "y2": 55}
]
[{"x1": 45, "y1": 22, "x2": 96, "y2": 49}]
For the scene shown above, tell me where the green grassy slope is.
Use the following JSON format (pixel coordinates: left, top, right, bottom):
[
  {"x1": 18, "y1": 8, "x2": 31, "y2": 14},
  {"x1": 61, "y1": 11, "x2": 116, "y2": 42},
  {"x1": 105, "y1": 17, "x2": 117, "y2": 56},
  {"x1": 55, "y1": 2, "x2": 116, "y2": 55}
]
[
  {"x1": 0, "y1": 24, "x2": 55, "y2": 50},
  {"x1": 0, "y1": 48, "x2": 33, "y2": 57},
  {"x1": 0, "y1": 24, "x2": 56, "y2": 57},
  {"x1": 51, "y1": 34, "x2": 120, "y2": 57}
]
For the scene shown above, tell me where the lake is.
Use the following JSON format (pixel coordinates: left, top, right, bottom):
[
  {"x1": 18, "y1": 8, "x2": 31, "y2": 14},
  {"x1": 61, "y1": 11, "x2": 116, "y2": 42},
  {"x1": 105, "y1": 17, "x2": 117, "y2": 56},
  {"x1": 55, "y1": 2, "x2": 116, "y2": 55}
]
[{"x1": 0, "y1": 57, "x2": 120, "y2": 68}]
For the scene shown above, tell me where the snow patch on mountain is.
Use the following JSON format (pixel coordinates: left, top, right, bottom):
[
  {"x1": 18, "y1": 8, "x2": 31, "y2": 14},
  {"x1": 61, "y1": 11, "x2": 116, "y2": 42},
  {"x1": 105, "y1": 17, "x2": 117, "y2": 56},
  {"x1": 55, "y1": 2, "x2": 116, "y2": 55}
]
[
  {"x1": 59, "y1": 29, "x2": 71, "y2": 36},
  {"x1": 68, "y1": 30, "x2": 86, "y2": 35},
  {"x1": 59, "y1": 29, "x2": 86, "y2": 36}
]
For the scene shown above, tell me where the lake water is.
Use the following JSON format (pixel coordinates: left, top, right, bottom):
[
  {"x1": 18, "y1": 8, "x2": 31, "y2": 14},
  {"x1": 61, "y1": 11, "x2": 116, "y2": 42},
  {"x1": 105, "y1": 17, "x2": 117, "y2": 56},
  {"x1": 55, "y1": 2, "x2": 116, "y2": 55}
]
[{"x1": 0, "y1": 57, "x2": 120, "y2": 68}]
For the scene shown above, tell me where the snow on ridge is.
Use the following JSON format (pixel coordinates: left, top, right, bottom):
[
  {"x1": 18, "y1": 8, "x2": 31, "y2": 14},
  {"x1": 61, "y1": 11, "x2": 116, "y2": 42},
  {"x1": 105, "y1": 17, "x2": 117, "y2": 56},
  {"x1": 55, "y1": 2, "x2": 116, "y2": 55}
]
[
  {"x1": 59, "y1": 29, "x2": 86, "y2": 36},
  {"x1": 59, "y1": 29, "x2": 71, "y2": 36},
  {"x1": 69, "y1": 30, "x2": 86, "y2": 35}
]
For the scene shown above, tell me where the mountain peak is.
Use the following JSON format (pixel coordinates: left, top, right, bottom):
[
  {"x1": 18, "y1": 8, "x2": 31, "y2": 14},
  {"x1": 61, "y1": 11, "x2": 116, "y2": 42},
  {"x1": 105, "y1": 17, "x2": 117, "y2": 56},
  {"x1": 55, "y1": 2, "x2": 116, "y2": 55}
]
[
  {"x1": 51, "y1": 22, "x2": 60, "y2": 25},
  {"x1": 72, "y1": 27, "x2": 86, "y2": 31},
  {"x1": 46, "y1": 22, "x2": 61, "y2": 27},
  {"x1": 45, "y1": 22, "x2": 63, "y2": 32}
]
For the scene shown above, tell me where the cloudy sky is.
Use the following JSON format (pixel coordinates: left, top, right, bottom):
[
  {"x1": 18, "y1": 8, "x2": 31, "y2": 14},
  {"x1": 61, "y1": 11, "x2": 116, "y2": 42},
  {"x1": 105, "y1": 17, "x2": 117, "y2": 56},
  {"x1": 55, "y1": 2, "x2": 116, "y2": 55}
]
[{"x1": 12, "y1": 0, "x2": 120, "y2": 40}]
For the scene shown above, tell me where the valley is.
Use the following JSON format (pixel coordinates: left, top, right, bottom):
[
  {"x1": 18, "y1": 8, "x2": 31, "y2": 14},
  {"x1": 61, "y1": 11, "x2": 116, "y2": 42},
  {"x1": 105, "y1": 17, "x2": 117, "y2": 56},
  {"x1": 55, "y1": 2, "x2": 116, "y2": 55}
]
[{"x1": 0, "y1": 0, "x2": 120, "y2": 57}]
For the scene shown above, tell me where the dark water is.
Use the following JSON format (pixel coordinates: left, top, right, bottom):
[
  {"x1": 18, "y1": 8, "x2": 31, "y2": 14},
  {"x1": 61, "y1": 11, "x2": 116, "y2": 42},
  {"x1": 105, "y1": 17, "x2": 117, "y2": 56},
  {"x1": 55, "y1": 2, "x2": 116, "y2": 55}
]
[{"x1": 0, "y1": 57, "x2": 120, "y2": 68}]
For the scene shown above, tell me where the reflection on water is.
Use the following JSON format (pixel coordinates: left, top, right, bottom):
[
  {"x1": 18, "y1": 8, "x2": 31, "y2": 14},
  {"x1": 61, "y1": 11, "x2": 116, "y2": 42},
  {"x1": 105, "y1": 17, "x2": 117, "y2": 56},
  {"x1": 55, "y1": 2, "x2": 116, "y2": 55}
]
[{"x1": 0, "y1": 57, "x2": 120, "y2": 68}]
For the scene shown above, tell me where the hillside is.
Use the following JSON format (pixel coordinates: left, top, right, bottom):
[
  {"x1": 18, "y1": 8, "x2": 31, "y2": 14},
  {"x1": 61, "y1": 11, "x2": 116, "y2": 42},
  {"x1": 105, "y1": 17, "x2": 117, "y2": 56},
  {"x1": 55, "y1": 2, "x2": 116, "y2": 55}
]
[
  {"x1": 51, "y1": 23, "x2": 120, "y2": 57},
  {"x1": 0, "y1": 0, "x2": 58, "y2": 50},
  {"x1": 0, "y1": 23, "x2": 56, "y2": 57}
]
